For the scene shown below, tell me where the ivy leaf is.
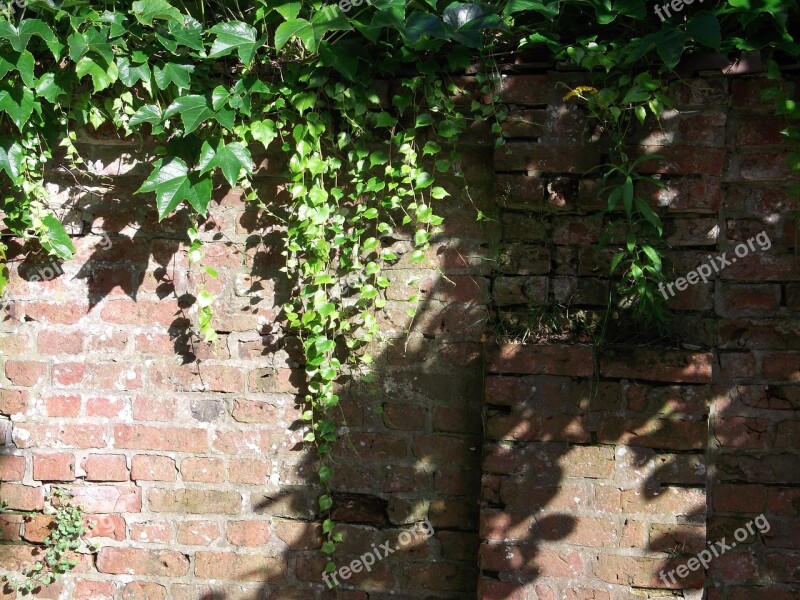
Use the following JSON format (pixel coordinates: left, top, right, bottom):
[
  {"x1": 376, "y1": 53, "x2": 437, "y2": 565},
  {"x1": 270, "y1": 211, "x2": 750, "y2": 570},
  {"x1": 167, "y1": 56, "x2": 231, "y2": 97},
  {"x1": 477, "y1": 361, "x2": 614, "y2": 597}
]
[
  {"x1": 198, "y1": 140, "x2": 254, "y2": 187},
  {"x1": 251, "y1": 119, "x2": 277, "y2": 149},
  {"x1": 129, "y1": 104, "x2": 163, "y2": 127},
  {"x1": 37, "y1": 214, "x2": 75, "y2": 260},
  {"x1": 155, "y1": 16, "x2": 204, "y2": 52},
  {"x1": 0, "y1": 137, "x2": 24, "y2": 180},
  {"x1": 15, "y1": 50, "x2": 35, "y2": 88},
  {"x1": 0, "y1": 87, "x2": 35, "y2": 131},
  {"x1": 117, "y1": 57, "x2": 152, "y2": 94},
  {"x1": 275, "y1": 1, "x2": 301, "y2": 20},
  {"x1": 153, "y1": 62, "x2": 194, "y2": 90},
  {"x1": 35, "y1": 73, "x2": 65, "y2": 103},
  {"x1": 136, "y1": 157, "x2": 212, "y2": 219},
  {"x1": 67, "y1": 28, "x2": 115, "y2": 65},
  {"x1": 0, "y1": 19, "x2": 63, "y2": 58},
  {"x1": 275, "y1": 18, "x2": 314, "y2": 52},
  {"x1": 163, "y1": 95, "x2": 214, "y2": 134},
  {"x1": 503, "y1": 0, "x2": 559, "y2": 18},
  {"x1": 686, "y1": 12, "x2": 721, "y2": 49},
  {"x1": 131, "y1": 0, "x2": 184, "y2": 26},
  {"x1": 76, "y1": 56, "x2": 119, "y2": 92},
  {"x1": 318, "y1": 494, "x2": 333, "y2": 511},
  {"x1": 209, "y1": 21, "x2": 260, "y2": 66}
]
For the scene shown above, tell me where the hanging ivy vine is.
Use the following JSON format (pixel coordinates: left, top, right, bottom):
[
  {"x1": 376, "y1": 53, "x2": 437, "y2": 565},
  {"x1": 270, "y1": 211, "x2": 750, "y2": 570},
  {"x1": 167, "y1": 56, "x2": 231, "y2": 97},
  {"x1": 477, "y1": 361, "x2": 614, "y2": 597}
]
[{"x1": 0, "y1": 0, "x2": 797, "y2": 584}]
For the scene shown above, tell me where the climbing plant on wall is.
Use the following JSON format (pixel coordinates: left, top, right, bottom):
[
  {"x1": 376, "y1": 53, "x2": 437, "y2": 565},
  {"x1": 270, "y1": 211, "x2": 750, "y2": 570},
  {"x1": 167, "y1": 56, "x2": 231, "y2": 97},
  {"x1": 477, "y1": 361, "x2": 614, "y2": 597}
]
[{"x1": 0, "y1": 0, "x2": 797, "y2": 584}]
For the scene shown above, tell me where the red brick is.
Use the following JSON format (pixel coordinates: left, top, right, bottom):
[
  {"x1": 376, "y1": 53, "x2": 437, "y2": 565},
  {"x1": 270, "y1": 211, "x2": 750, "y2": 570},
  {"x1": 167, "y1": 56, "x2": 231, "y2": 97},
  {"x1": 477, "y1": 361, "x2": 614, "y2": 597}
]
[
  {"x1": 495, "y1": 142, "x2": 600, "y2": 174},
  {"x1": 52, "y1": 362, "x2": 85, "y2": 386},
  {"x1": 85, "y1": 514, "x2": 125, "y2": 540},
  {"x1": 767, "y1": 488, "x2": 800, "y2": 515},
  {"x1": 129, "y1": 520, "x2": 172, "y2": 543},
  {"x1": 231, "y1": 398, "x2": 279, "y2": 423},
  {"x1": 73, "y1": 579, "x2": 117, "y2": 599},
  {"x1": 86, "y1": 397, "x2": 126, "y2": 418},
  {"x1": 4, "y1": 360, "x2": 46, "y2": 386},
  {"x1": 226, "y1": 520, "x2": 271, "y2": 546},
  {"x1": 44, "y1": 394, "x2": 80, "y2": 417},
  {"x1": 636, "y1": 145, "x2": 724, "y2": 176},
  {"x1": 382, "y1": 403, "x2": 427, "y2": 430},
  {"x1": 180, "y1": 457, "x2": 225, "y2": 483},
  {"x1": 33, "y1": 453, "x2": 75, "y2": 481},
  {"x1": 20, "y1": 302, "x2": 88, "y2": 324},
  {"x1": 131, "y1": 455, "x2": 176, "y2": 481},
  {"x1": 599, "y1": 348, "x2": 713, "y2": 383},
  {"x1": 0, "y1": 483, "x2": 45, "y2": 510},
  {"x1": 486, "y1": 344, "x2": 594, "y2": 376},
  {"x1": 0, "y1": 455, "x2": 25, "y2": 481},
  {"x1": 194, "y1": 551, "x2": 286, "y2": 582},
  {"x1": 713, "y1": 483, "x2": 765, "y2": 513},
  {"x1": 131, "y1": 396, "x2": 174, "y2": 421},
  {"x1": 83, "y1": 454, "x2": 129, "y2": 481},
  {"x1": 150, "y1": 362, "x2": 243, "y2": 393},
  {"x1": 96, "y1": 547, "x2": 189, "y2": 576},
  {"x1": 176, "y1": 520, "x2": 220, "y2": 545},
  {"x1": 499, "y1": 74, "x2": 549, "y2": 105},
  {"x1": 15, "y1": 423, "x2": 106, "y2": 449},
  {"x1": 714, "y1": 416, "x2": 770, "y2": 449},
  {"x1": 593, "y1": 554, "x2": 703, "y2": 588},
  {"x1": 0, "y1": 389, "x2": 27, "y2": 414},
  {"x1": 63, "y1": 485, "x2": 142, "y2": 513},
  {"x1": 762, "y1": 353, "x2": 800, "y2": 381},
  {"x1": 37, "y1": 330, "x2": 83, "y2": 354},
  {"x1": 227, "y1": 458, "x2": 269, "y2": 485},
  {"x1": 114, "y1": 425, "x2": 208, "y2": 452},
  {"x1": 147, "y1": 489, "x2": 241, "y2": 514},
  {"x1": 100, "y1": 300, "x2": 189, "y2": 327},
  {"x1": 122, "y1": 582, "x2": 167, "y2": 600},
  {"x1": 776, "y1": 420, "x2": 800, "y2": 448},
  {"x1": 274, "y1": 520, "x2": 322, "y2": 550}
]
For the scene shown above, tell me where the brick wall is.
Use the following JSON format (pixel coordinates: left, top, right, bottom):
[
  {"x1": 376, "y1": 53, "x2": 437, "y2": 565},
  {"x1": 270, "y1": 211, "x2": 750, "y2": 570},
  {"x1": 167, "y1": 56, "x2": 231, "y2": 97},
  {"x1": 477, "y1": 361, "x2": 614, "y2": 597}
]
[
  {"x1": 0, "y1": 68, "x2": 798, "y2": 600},
  {"x1": 479, "y1": 72, "x2": 800, "y2": 600}
]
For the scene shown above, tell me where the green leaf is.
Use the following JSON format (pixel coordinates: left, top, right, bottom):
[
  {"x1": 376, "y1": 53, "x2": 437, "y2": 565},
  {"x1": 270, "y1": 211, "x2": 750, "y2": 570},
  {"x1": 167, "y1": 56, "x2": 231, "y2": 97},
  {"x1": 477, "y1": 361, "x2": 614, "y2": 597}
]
[
  {"x1": 117, "y1": 57, "x2": 152, "y2": 88},
  {"x1": 76, "y1": 56, "x2": 119, "y2": 92},
  {"x1": 251, "y1": 119, "x2": 277, "y2": 149},
  {"x1": 153, "y1": 62, "x2": 194, "y2": 90},
  {"x1": 136, "y1": 157, "x2": 212, "y2": 219},
  {"x1": 319, "y1": 465, "x2": 332, "y2": 483},
  {"x1": 318, "y1": 494, "x2": 333, "y2": 511},
  {"x1": 129, "y1": 104, "x2": 163, "y2": 127},
  {"x1": 686, "y1": 12, "x2": 721, "y2": 49},
  {"x1": 131, "y1": 0, "x2": 184, "y2": 26},
  {"x1": 275, "y1": 18, "x2": 314, "y2": 52},
  {"x1": 67, "y1": 28, "x2": 115, "y2": 65},
  {"x1": 163, "y1": 95, "x2": 214, "y2": 133},
  {"x1": 198, "y1": 140, "x2": 254, "y2": 187},
  {"x1": 0, "y1": 137, "x2": 24, "y2": 180},
  {"x1": 156, "y1": 16, "x2": 204, "y2": 52},
  {"x1": 38, "y1": 215, "x2": 75, "y2": 260},
  {"x1": 15, "y1": 50, "x2": 35, "y2": 88},
  {"x1": 209, "y1": 21, "x2": 260, "y2": 65},
  {"x1": 430, "y1": 186, "x2": 449, "y2": 199},
  {"x1": 0, "y1": 87, "x2": 35, "y2": 131},
  {"x1": 275, "y1": 1, "x2": 301, "y2": 20},
  {"x1": 0, "y1": 19, "x2": 62, "y2": 58}
]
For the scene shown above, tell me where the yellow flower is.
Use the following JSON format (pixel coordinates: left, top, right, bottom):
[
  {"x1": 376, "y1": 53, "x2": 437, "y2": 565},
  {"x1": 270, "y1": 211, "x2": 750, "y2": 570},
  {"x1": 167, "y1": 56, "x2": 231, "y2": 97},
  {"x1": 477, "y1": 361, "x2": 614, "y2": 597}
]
[{"x1": 562, "y1": 86, "x2": 600, "y2": 102}]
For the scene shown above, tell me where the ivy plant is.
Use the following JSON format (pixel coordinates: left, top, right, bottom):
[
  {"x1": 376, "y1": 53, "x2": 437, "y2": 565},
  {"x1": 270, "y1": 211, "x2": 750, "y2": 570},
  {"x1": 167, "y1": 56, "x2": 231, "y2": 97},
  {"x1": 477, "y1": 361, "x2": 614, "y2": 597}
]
[{"x1": 0, "y1": 0, "x2": 797, "y2": 585}]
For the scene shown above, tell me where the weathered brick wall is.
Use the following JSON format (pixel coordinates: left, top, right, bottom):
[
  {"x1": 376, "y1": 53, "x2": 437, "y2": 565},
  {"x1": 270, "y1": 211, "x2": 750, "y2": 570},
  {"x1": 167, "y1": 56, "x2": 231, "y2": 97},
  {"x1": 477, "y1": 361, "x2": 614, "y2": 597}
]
[
  {"x1": 479, "y1": 72, "x2": 800, "y2": 600},
  {"x1": 0, "y1": 124, "x2": 496, "y2": 598},
  {"x1": 0, "y1": 69, "x2": 798, "y2": 600}
]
